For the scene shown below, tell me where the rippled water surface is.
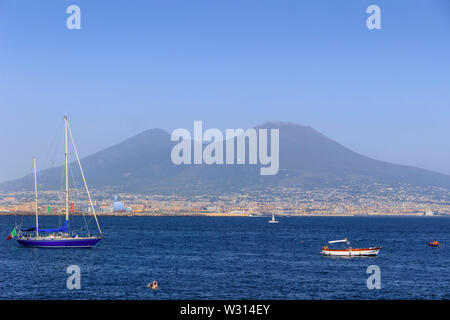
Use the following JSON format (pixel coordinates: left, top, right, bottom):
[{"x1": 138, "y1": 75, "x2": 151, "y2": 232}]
[{"x1": 0, "y1": 216, "x2": 449, "y2": 299}]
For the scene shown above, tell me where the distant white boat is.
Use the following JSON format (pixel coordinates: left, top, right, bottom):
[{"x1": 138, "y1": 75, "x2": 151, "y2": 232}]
[
  {"x1": 268, "y1": 213, "x2": 279, "y2": 223},
  {"x1": 321, "y1": 238, "x2": 381, "y2": 257},
  {"x1": 229, "y1": 210, "x2": 246, "y2": 214}
]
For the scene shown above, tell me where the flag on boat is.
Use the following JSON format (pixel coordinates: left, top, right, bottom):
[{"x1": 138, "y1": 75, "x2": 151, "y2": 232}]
[
  {"x1": 7, "y1": 227, "x2": 17, "y2": 240},
  {"x1": 71, "y1": 202, "x2": 74, "y2": 213}
]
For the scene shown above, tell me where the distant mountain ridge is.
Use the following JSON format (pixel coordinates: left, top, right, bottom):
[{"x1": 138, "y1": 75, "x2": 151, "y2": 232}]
[{"x1": 1, "y1": 122, "x2": 450, "y2": 193}]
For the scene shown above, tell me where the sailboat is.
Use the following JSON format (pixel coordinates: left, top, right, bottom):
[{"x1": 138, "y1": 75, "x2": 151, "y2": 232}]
[
  {"x1": 14, "y1": 115, "x2": 102, "y2": 248},
  {"x1": 268, "y1": 213, "x2": 279, "y2": 223}
]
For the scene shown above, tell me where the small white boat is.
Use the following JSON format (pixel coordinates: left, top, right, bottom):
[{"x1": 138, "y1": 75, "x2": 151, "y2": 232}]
[
  {"x1": 321, "y1": 238, "x2": 381, "y2": 257},
  {"x1": 268, "y1": 213, "x2": 279, "y2": 223}
]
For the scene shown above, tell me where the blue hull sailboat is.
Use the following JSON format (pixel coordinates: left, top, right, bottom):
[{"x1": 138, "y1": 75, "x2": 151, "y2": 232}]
[
  {"x1": 12, "y1": 116, "x2": 102, "y2": 248},
  {"x1": 17, "y1": 237, "x2": 101, "y2": 248}
]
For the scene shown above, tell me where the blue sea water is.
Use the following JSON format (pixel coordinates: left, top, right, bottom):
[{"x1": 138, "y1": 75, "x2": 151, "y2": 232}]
[{"x1": 0, "y1": 216, "x2": 449, "y2": 300}]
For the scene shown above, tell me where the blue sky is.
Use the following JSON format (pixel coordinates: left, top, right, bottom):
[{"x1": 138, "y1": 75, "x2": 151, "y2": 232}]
[{"x1": 0, "y1": 0, "x2": 449, "y2": 182}]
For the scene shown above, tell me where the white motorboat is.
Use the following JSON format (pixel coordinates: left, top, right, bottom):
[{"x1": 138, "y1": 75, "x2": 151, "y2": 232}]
[{"x1": 321, "y1": 238, "x2": 381, "y2": 257}]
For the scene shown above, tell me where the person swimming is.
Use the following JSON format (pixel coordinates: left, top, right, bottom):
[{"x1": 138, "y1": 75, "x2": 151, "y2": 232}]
[{"x1": 147, "y1": 281, "x2": 158, "y2": 290}]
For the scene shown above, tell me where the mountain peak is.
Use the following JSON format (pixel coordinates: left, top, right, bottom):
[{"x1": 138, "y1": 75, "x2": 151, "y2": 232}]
[
  {"x1": 1, "y1": 122, "x2": 450, "y2": 193},
  {"x1": 257, "y1": 121, "x2": 310, "y2": 129}
]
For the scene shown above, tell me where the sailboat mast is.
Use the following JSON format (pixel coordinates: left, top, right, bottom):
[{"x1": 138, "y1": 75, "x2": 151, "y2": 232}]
[
  {"x1": 34, "y1": 158, "x2": 39, "y2": 237},
  {"x1": 64, "y1": 115, "x2": 69, "y2": 221}
]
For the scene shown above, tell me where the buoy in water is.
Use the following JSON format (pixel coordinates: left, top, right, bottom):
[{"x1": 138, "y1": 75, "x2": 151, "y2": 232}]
[{"x1": 428, "y1": 241, "x2": 440, "y2": 247}]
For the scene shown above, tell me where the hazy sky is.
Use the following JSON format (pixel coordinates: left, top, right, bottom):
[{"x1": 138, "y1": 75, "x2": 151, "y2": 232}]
[{"x1": 0, "y1": 0, "x2": 449, "y2": 182}]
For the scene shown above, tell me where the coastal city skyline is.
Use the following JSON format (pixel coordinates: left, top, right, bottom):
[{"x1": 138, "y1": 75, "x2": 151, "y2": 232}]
[{"x1": 2, "y1": 181, "x2": 450, "y2": 217}]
